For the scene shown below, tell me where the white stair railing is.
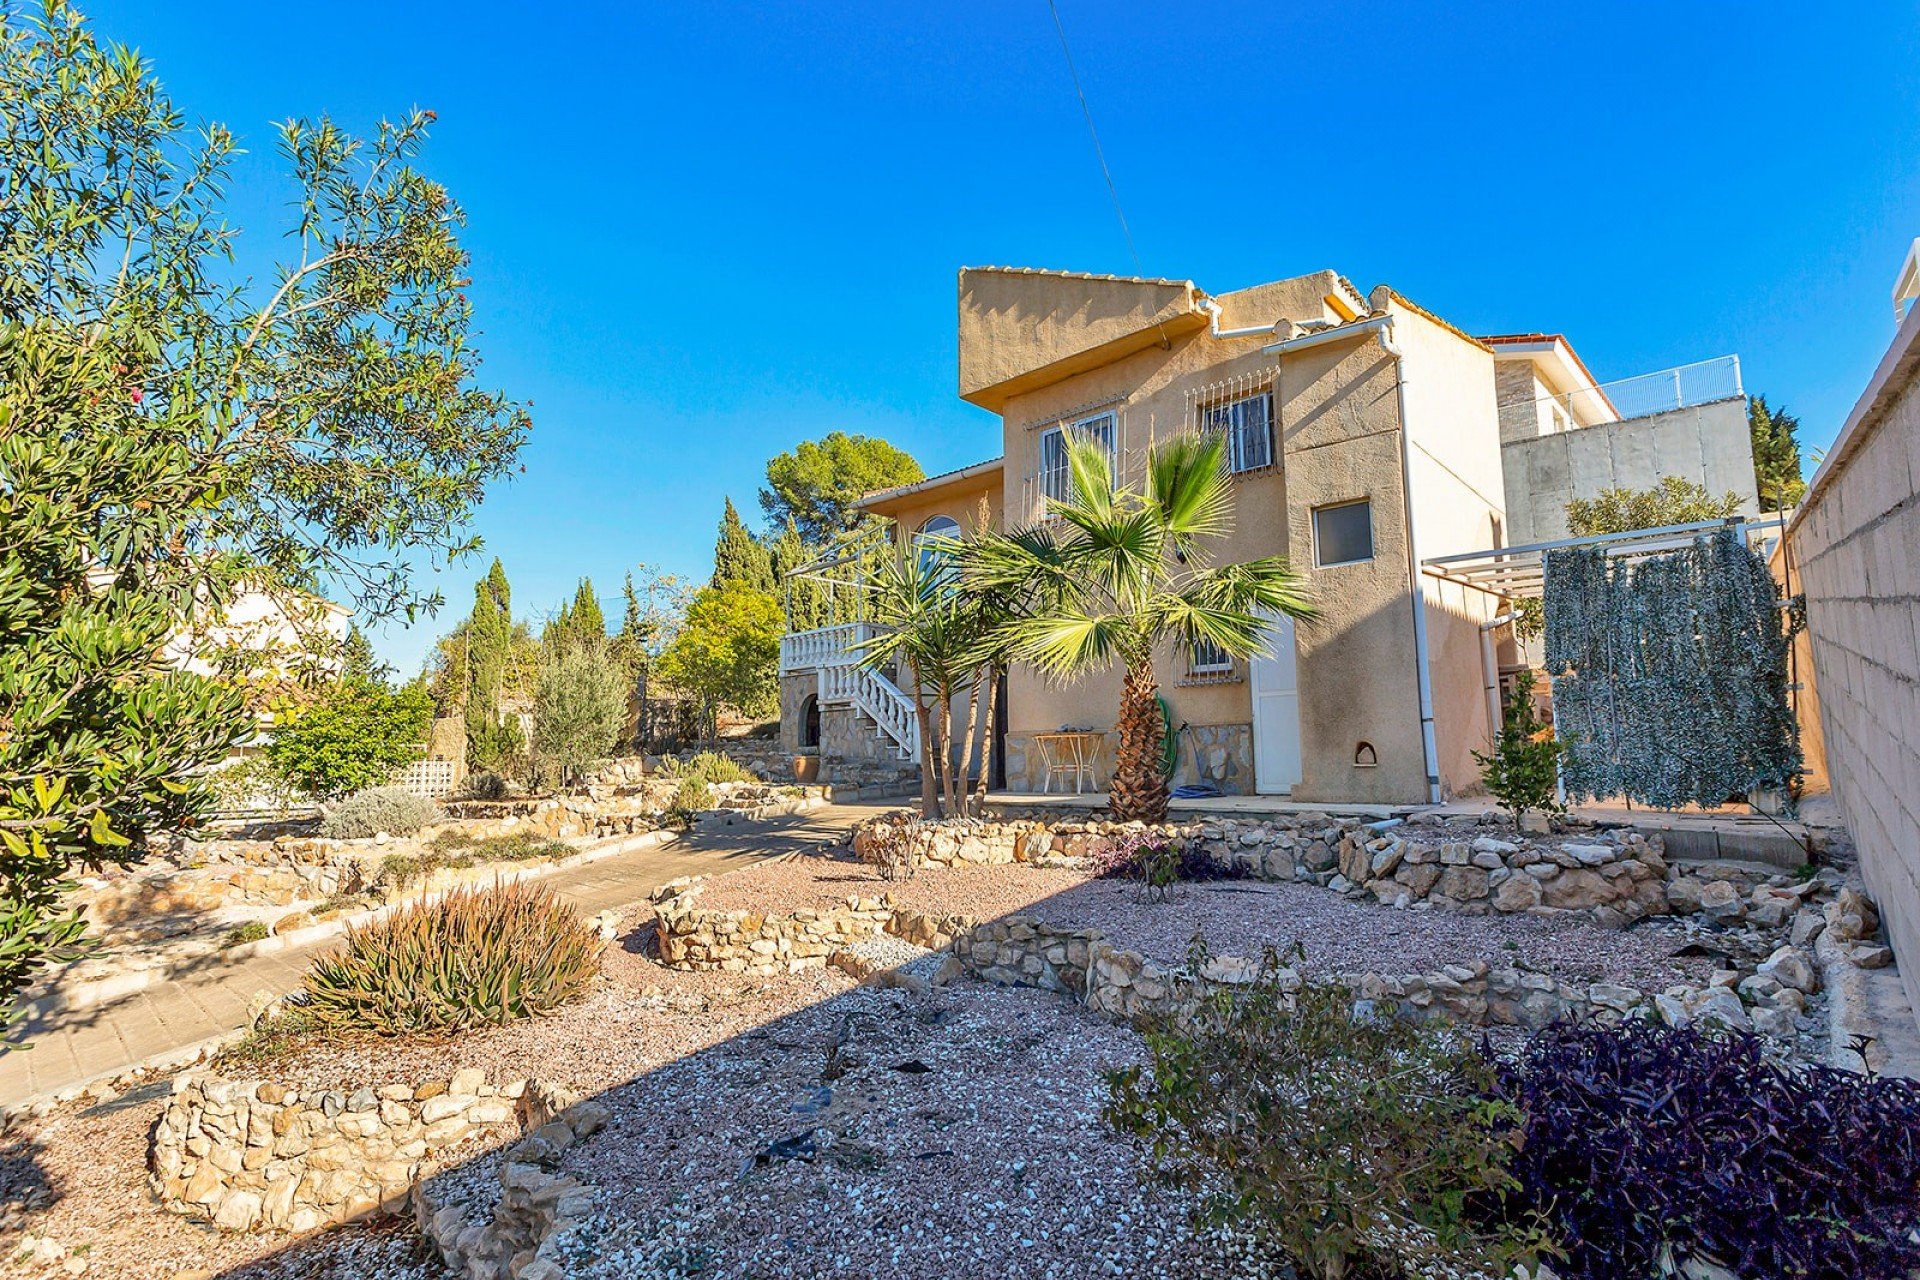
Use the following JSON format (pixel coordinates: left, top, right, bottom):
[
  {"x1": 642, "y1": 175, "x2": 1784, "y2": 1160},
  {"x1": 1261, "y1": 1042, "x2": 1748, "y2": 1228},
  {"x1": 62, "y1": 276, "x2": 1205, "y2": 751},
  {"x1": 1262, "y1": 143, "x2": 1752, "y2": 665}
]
[{"x1": 818, "y1": 659, "x2": 920, "y2": 761}]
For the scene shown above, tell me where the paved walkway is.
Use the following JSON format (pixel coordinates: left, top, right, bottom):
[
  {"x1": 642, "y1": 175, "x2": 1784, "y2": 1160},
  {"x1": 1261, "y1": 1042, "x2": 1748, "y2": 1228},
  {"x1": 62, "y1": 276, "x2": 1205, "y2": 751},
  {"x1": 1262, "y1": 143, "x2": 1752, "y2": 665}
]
[{"x1": 0, "y1": 802, "x2": 893, "y2": 1108}]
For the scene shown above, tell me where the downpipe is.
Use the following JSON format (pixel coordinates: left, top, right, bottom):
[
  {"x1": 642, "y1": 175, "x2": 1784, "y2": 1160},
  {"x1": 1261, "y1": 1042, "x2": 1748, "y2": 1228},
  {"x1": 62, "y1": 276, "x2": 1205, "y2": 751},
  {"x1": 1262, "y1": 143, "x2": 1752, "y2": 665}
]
[{"x1": 1379, "y1": 320, "x2": 1445, "y2": 805}]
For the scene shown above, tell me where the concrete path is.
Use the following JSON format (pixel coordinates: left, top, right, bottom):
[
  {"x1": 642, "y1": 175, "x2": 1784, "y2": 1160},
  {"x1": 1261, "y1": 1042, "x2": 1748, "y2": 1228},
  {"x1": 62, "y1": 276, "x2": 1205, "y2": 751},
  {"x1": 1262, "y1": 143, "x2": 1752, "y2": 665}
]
[{"x1": 0, "y1": 802, "x2": 894, "y2": 1109}]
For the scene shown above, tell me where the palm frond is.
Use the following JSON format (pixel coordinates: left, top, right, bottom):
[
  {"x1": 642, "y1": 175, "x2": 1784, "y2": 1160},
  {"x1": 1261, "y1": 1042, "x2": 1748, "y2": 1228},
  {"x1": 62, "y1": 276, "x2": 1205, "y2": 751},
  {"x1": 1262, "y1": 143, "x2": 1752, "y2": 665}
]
[{"x1": 1145, "y1": 431, "x2": 1235, "y2": 550}]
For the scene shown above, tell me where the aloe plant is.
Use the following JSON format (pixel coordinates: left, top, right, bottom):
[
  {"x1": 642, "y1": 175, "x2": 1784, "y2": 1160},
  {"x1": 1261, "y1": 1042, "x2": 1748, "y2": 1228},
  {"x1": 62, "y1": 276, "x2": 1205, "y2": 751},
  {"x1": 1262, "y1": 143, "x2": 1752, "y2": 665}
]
[{"x1": 304, "y1": 882, "x2": 600, "y2": 1034}]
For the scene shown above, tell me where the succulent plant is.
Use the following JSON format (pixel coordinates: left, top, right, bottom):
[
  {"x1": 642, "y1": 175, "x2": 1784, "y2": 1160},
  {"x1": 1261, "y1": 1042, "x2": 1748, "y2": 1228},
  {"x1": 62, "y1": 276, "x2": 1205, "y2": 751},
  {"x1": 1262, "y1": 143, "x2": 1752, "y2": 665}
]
[{"x1": 304, "y1": 881, "x2": 600, "y2": 1034}]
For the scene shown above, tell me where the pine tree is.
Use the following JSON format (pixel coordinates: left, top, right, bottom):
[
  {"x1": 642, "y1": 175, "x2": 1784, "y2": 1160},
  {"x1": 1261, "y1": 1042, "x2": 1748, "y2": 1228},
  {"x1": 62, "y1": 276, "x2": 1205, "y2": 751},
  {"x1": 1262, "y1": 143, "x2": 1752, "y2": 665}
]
[
  {"x1": 1748, "y1": 395, "x2": 1807, "y2": 512},
  {"x1": 1472, "y1": 670, "x2": 1565, "y2": 826},
  {"x1": 712, "y1": 497, "x2": 776, "y2": 593}
]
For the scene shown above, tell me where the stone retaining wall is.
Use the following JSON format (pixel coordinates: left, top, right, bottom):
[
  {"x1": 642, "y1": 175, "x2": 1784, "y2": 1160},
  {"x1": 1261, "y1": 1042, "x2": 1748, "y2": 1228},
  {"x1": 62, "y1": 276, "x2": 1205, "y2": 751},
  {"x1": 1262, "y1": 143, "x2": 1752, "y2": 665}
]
[
  {"x1": 650, "y1": 879, "x2": 899, "y2": 973},
  {"x1": 413, "y1": 1081, "x2": 611, "y2": 1280},
  {"x1": 955, "y1": 916, "x2": 1820, "y2": 1042},
  {"x1": 150, "y1": 1069, "x2": 527, "y2": 1233},
  {"x1": 859, "y1": 812, "x2": 1798, "y2": 928}
]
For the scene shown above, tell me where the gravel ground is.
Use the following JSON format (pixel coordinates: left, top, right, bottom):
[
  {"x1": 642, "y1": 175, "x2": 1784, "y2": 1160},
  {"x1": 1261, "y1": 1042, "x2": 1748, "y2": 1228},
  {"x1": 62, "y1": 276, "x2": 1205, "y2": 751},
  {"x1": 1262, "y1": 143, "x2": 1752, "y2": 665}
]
[
  {"x1": 547, "y1": 980, "x2": 1212, "y2": 1280},
  {"x1": 694, "y1": 852, "x2": 1712, "y2": 989},
  {"x1": 0, "y1": 852, "x2": 1714, "y2": 1278}
]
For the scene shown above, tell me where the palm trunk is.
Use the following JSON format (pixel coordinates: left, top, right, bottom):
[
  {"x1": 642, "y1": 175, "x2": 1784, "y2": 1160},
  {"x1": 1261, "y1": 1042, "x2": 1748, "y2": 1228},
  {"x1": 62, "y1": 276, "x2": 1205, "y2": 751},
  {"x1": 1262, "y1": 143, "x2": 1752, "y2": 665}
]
[
  {"x1": 1109, "y1": 660, "x2": 1170, "y2": 823},
  {"x1": 913, "y1": 691, "x2": 940, "y2": 819},
  {"x1": 937, "y1": 690, "x2": 961, "y2": 820},
  {"x1": 955, "y1": 674, "x2": 982, "y2": 819},
  {"x1": 968, "y1": 664, "x2": 1001, "y2": 816}
]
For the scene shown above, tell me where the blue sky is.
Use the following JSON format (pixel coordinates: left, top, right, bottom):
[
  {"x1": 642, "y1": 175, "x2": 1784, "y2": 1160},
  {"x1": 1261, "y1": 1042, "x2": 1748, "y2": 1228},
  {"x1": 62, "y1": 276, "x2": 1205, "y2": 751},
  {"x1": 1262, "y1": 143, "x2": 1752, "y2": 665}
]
[{"x1": 81, "y1": 1, "x2": 1920, "y2": 673}]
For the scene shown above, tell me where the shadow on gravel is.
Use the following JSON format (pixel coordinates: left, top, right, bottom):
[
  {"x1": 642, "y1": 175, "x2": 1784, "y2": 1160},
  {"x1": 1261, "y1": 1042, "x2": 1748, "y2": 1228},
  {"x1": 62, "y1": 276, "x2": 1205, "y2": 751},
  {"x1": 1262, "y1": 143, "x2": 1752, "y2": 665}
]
[{"x1": 177, "y1": 806, "x2": 1707, "y2": 1279}]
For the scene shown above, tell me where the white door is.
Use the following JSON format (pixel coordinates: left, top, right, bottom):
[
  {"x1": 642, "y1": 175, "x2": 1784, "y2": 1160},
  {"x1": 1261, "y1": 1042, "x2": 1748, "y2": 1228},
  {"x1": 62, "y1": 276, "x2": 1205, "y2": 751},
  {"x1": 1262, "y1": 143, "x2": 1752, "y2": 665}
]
[{"x1": 1250, "y1": 613, "x2": 1302, "y2": 795}]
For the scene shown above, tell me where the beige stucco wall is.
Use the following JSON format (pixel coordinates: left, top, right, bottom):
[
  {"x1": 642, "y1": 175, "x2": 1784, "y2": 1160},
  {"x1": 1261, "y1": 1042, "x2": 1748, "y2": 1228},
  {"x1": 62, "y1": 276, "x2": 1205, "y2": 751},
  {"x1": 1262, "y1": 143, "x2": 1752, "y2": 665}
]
[
  {"x1": 958, "y1": 269, "x2": 1206, "y2": 409},
  {"x1": 1500, "y1": 396, "x2": 1759, "y2": 543},
  {"x1": 989, "y1": 280, "x2": 1317, "y2": 793},
  {"x1": 1389, "y1": 303, "x2": 1509, "y2": 795},
  {"x1": 1788, "y1": 305, "x2": 1920, "y2": 1026}
]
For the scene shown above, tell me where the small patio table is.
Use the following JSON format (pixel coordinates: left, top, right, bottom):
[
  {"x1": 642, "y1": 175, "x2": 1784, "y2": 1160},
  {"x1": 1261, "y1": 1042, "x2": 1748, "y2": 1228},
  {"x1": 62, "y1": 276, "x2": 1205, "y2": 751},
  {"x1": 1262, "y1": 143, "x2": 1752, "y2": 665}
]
[{"x1": 1033, "y1": 730, "x2": 1106, "y2": 795}]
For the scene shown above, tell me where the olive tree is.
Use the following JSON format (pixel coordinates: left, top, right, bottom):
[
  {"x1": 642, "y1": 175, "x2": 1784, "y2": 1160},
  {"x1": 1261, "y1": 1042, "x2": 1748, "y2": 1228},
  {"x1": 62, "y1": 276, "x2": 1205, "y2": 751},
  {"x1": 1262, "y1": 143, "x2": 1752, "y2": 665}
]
[{"x1": 0, "y1": 3, "x2": 527, "y2": 1031}]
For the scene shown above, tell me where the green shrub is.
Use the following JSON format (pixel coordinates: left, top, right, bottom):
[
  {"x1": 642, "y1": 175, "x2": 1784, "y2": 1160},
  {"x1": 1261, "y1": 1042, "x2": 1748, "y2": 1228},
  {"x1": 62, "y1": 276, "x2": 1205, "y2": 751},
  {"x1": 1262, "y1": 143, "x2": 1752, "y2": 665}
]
[
  {"x1": 318, "y1": 786, "x2": 443, "y2": 840},
  {"x1": 1473, "y1": 669, "x2": 1564, "y2": 826},
  {"x1": 664, "y1": 750, "x2": 755, "y2": 787},
  {"x1": 1105, "y1": 945, "x2": 1549, "y2": 1280},
  {"x1": 304, "y1": 882, "x2": 600, "y2": 1034},
  {"x1": 220, "y1": 920, "x2": 270, "y2": 949},
  {"x1": 666, "y1": 777, "x2": 711, "y2": 828},
  {"x1": 456, "y1": 770, "x2": 512, "y2": 801},
  {"x1": 375, "y1": 830, "x2": 572, "y2": 892}
]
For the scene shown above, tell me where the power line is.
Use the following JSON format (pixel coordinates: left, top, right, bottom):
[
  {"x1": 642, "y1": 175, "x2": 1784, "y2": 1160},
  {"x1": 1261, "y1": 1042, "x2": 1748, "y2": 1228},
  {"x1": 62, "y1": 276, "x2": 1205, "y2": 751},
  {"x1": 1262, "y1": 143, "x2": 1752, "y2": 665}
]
[{"x1": 1045, "y1": 0, "x2": 1146, "y2": 276}]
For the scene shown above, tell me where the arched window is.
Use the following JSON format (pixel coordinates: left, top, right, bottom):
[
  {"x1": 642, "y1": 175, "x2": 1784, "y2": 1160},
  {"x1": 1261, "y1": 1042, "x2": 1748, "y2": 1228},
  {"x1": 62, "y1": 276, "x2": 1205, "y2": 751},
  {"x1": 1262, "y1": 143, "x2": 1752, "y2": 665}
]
[
  {"x1": 799, "y1": 694, "x2": 821, "y2": 749},
  {"x1": 914, "y1": 515, "x2": 963, "y2": 578}
]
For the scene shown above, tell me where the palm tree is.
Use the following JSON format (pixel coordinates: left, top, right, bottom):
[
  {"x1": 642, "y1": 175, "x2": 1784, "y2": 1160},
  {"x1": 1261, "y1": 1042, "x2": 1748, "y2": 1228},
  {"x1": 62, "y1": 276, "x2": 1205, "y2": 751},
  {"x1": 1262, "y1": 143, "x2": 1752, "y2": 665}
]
[
  {"x1": 852, "y1": 548, "x2": 993, "y2": 818},
  {"x1": 963, "y1": 430, "x2": 1313, "y2": 823}
]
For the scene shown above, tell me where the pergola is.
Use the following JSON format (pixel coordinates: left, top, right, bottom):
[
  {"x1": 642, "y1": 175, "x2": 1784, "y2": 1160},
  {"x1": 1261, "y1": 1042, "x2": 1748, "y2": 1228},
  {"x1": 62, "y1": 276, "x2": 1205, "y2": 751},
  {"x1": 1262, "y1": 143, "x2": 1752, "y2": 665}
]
[{"x1": 1419, "y1": 514, "x2": 1790, "y2": 597}]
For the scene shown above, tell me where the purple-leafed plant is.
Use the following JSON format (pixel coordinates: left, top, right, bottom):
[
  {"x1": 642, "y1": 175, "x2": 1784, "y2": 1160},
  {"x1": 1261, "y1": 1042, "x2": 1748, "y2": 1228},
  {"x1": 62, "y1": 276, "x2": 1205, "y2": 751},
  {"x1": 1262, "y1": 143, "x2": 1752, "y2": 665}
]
[
  {"x1": 1496, "y1": 1018, "x2": 1920, "y2": 1280},
  {"x1": 1088, "y1": 830, "x2": 1246, "y2": 886}
]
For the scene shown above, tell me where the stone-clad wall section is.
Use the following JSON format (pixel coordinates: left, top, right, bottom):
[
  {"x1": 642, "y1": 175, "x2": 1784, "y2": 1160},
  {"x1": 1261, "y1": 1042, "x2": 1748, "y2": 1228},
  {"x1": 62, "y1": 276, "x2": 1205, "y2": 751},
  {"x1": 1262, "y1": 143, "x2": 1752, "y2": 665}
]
[
  {"x1": 151, "y1": 1069, "x2": 525, "y2": 1233},
  {"x1": 1789, "y1": 308, "x2": 1920, "y2": 1029},
  {"x1": 955, "y1": 917, "x2": 1818, "y2": 1041}
]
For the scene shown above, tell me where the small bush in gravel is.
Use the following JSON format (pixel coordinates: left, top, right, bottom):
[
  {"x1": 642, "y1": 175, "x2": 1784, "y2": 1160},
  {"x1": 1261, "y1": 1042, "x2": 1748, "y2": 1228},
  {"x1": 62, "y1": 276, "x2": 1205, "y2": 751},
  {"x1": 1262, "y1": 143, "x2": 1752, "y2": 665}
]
[
  {"x1": 1105, "y1": 944, "x2": 1549, "y2": 1280},
  {"x1": 1496, "y1": 1018, "x2": 1920, "y2": 1280},
  {"x1": 856, "y1": 812, "x2": 924, "y2": 882},
  {"x1": 318, "y1": 786, "x2": 443, "y2": 839},
  {"x1": 220, "y1": 921, "x2": 269, "y2": 949},
  {"x1": 304, "y1": 882, "x2": 600, "y2": 1034},
  {"x1": 456, "y1": 770, "x2": 513, "y2": 801},
  {"x1": 665, "y1": 750, "x2": 755, "y2": 786},
  {"x1": 1090, "y1": 830, "x2": 1244, "y2": 893}
]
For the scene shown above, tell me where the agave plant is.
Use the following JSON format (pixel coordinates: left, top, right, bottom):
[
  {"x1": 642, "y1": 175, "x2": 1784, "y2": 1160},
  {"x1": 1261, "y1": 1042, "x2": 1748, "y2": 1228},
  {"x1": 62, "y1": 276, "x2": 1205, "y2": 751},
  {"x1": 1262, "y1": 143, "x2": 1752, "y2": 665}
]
[
  {"x1": 963, "y1": 430, "x2": 1312, "y2": 823},
  {"x1": 304, "y1": 881, "x2": 601, "y2": 1034}
]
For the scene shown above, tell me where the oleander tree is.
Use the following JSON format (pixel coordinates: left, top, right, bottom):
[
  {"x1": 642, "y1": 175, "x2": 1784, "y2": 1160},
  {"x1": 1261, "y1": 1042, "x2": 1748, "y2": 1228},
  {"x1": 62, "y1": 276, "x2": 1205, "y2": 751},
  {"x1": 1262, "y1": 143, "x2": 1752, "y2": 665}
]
[
  {"x1": 0, "y1": 2, "x2": 526, "y2": 1033},
  {"x1": 963, "y1": 431, "x2": 1313, "y2": 823}
]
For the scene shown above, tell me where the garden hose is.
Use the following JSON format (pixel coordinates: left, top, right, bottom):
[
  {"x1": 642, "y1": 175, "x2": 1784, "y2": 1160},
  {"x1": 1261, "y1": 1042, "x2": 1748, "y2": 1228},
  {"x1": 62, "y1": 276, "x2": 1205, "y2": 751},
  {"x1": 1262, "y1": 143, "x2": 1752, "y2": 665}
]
[{"x1": 1156, "y1": 696, "x2": 1180, "y2": 778}]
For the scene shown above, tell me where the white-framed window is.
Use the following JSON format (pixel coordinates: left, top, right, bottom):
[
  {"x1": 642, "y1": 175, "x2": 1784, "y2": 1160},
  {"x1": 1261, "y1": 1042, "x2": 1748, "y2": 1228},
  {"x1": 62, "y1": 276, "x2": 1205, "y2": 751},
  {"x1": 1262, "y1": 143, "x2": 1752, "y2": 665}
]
[
  {"x1": 914, "y1": 515, "x2": 962, "y2": 577},
  {"x1": 1200, "y1": 391, "x2": 1274, "y2": 473},
  {"x1": 1039, "y1": 412, "x2": 1117, "y2": 504},
  {"x1": 1313, "y1": 498, "x2": 1374, "y2": 567},
  {"x1": 1188, "y1": 636, "x2": 1234, "y2": 674}
]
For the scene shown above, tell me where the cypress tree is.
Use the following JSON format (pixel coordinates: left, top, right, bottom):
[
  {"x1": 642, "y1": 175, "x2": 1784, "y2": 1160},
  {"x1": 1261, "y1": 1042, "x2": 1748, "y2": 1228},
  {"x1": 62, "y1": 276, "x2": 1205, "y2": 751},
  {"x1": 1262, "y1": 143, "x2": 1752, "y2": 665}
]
[
  {"x1": 465, "y1": 559, "x2": 523, "y2": 770},
  {"x1": 1748, "y1": 395, "x2": 1807, "y2": 512},
  {"x1": 712, "y1": 497, "x2": 776, "y2": 593}
]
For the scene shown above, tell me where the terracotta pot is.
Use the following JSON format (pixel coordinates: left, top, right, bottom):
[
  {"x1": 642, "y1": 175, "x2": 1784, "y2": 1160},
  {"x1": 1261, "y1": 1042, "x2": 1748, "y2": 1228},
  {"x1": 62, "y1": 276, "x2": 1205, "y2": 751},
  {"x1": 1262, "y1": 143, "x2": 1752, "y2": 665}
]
[{"x1": 792, "y1": 755, "x2": 820, "y2": 785}]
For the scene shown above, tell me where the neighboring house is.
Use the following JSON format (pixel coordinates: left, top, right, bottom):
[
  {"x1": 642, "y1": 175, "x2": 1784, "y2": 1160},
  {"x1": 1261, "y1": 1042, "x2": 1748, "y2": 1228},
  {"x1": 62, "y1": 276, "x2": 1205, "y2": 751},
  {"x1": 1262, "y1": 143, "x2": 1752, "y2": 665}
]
[
  {"x1": 781, "y1": 266, "x2": 1755, "y2": 806},
  {"x1": 1489, "y1": 333, "x2": 1758, "y2": 542}
]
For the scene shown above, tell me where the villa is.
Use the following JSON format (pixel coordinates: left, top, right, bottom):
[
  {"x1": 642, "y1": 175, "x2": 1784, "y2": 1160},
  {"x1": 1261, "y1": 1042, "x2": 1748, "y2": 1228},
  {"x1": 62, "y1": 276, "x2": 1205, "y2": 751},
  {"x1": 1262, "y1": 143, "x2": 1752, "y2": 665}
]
[{"x1": 781, "y1": 267, "x2": 1758, "y2": 806}]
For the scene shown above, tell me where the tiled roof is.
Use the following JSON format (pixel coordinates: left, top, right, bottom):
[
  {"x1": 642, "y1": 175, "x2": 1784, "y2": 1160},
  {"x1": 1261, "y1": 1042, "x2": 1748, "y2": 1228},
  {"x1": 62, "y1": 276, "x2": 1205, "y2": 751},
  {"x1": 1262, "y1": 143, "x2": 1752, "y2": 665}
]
[
  {"x1": 1377, "y1": 289, "x2": 1493, "y2": 352},
  {"x1": 858, "y1": 457, "x2": 1004, "y2": 509}
]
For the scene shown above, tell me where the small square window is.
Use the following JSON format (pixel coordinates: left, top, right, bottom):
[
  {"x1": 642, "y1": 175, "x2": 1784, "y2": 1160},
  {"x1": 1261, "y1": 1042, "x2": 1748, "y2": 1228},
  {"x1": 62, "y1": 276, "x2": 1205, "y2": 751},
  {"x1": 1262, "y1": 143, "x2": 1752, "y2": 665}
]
[
  {"x1": 1313, "y1": 499, "x2": 1374, "y2": 567},
  {"x1": 1189, "y1": 637, "x2": 1233, "y2": 674}
]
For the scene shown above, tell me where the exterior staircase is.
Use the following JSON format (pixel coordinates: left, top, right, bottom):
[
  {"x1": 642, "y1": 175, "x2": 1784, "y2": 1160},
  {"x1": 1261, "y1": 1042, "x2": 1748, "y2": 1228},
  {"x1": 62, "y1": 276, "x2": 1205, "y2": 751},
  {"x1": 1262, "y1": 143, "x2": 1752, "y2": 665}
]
[{"x1": 780, "y1": 623, "x2": 921, "y2": 762}]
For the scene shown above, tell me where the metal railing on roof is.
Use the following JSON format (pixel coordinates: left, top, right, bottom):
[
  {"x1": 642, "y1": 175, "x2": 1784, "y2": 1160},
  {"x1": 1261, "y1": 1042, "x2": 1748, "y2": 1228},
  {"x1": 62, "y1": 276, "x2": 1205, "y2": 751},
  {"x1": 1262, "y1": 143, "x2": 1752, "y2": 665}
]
[{"x1": 1503, "y1": 354, "x2": 1744, "y2": 427}]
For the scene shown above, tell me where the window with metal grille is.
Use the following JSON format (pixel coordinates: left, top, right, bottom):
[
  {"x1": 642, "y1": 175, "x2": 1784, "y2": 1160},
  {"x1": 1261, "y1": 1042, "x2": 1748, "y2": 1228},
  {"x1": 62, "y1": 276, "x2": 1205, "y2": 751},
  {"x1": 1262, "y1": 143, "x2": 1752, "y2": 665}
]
[
  {"x1": 1200, "y1": 391, "x2": 1274, "y2": 473},
  {"x1": 1189, "y1": 636, "x2": 1233, "y2": 674},
  {"x1": 1039, "y1": 413, "x2": 1117, "y2": 503}
]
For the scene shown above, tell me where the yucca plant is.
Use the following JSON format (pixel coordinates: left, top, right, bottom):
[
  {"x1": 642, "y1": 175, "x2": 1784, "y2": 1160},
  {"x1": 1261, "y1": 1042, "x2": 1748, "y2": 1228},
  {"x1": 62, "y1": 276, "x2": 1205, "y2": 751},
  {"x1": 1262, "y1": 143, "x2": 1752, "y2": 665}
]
[
  {"x1": 963, "y1": 431, "x2": 1313, "y2": 822},
  {"x1": 304, "y1": 882, "x2": 600, "y2": 1034}
]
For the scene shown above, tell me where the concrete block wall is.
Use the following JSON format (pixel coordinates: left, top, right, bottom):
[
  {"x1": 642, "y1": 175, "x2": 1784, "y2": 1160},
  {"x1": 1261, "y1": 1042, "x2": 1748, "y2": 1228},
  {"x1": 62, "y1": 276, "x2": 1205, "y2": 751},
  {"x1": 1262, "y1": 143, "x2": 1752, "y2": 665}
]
[
  {"x1": 1500, "y1": 396, "x2": 1759, "y2": 543},
  {"x1": 1790, "y1": 306, "x2": 1920, "y2": 1029}
]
